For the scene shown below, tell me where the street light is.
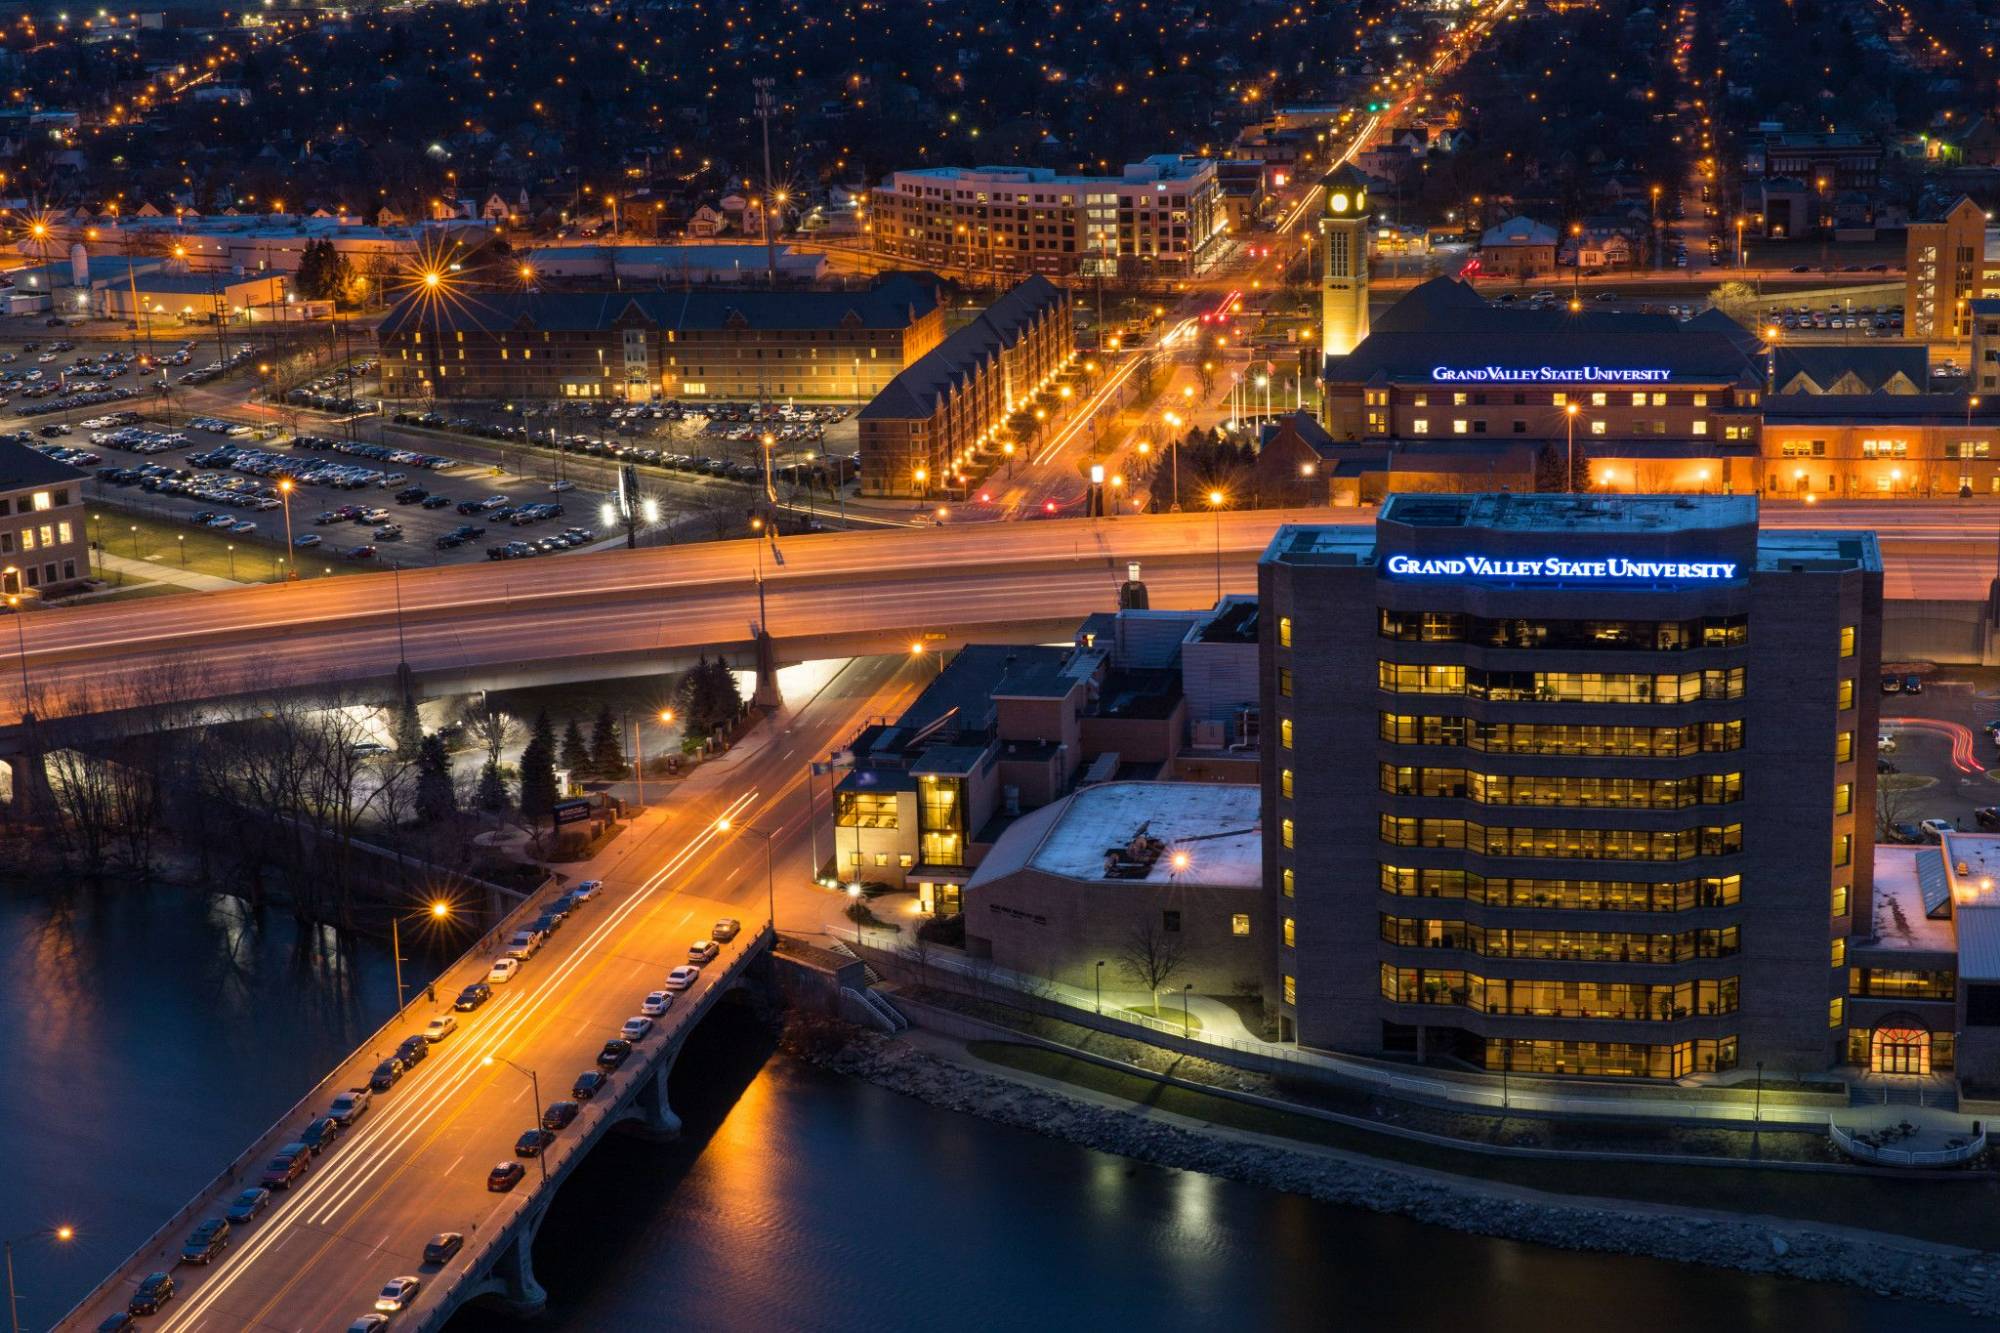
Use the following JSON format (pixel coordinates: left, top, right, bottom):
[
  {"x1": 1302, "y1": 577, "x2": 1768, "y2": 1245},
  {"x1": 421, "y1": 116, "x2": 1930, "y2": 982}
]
[
  {"x1": 1564, "y1": 401, "x2": 1581, "y2": 493},
  {"x1": 909, "y1": 639, "x2": 941, "y2": 676},
  {"x1": 390, "y1": 899, "x2": 452, "y2": 1014},
  {"x1": 1095, "y1": 959, "x2": 1106, "y2": 1014},
  {"x1": 481, "y1": 1055, "x2": 548, "y2": 1181},
  {"x1": 1205, "y1": 489, "x2": 1226, "y2": 602},
  {"x1": 277, "y1": 478, "x2": 296, "y2": 572},
  {"x1": 716, "y1": 817, "x2": 778, "y2": 934},
  {"x1": 6, "y1": 1225, "x2": 74, "y2": 1333}
]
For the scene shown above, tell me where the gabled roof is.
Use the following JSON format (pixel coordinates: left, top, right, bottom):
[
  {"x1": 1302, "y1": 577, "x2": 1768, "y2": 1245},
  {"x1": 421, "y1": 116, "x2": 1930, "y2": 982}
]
[
  {"x1": 860, "y1": 276, "x2": 1067, "y2": 421},
  {"x1": 1772, "y1": 345, "x2": 1929, "y2": 395},
  {"x1": 375, "y1": 273, "x2": 938, "y2": 337},
  {"x1": 0, "y1": 440, "x2": 89, "y2": 491}
]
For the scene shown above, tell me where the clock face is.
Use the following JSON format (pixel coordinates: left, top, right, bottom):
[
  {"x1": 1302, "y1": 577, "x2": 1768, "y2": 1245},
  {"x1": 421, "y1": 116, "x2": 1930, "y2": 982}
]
[{"x1": 1330, "y1": 192, "x2": 1349, "y2": 213}]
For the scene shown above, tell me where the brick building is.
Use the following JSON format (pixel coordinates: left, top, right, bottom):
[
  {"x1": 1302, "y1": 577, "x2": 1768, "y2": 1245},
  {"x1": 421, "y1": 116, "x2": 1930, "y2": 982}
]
[{"x1": 0, "y1": 442, "x2": 90, "y2": 596}]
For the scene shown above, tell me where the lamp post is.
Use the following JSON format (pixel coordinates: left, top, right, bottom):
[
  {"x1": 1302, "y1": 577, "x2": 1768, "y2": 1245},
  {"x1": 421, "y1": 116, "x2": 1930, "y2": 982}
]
[
  {"x1": 3, "y1": 588, "x2": 32, "y2": 710},
  {"x1": 717, "y1": 817, "x2": 777, "y2": 934},
  {"x1": 390, "y1": 900, "x2": 452, "y2": 1014},
  {"x1": 277, "y1": 478, "x2": 296, "y2": 573},
  {"x1": 1095, "y1": 959, "x2": 1106, "y2": 1014},
  {"x1": 1182, "y1": 982, "x2": 1193, "y2": 1037},
  {"x1": 1564, "y1": 401, "x2": 1581, "y2": 493},
  {"x1": 6, "y1": 1225, "x2": 74, "y2": 1333},
  {"x1": 1205, "y1": 489, "x2": 1226, "y2": 602},
  {"x1": 482, "y1": 1055, "x2": 548, "y2": 1181}
]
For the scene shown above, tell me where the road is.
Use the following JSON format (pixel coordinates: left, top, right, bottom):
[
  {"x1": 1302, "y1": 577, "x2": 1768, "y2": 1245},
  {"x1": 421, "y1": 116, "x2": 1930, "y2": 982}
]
[
  {"x1": 9, "y1": 502, "x2": 2000, "y2": 728},
  {"x1": 59, "y1": 652, "x2": 926, "y2": 1332}
]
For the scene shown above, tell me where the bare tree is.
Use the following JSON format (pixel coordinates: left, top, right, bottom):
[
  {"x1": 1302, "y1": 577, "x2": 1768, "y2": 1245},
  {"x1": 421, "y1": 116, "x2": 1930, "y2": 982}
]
[{"x1": 1114, "y1": 920, "x2": 1190, "y2": 1018}]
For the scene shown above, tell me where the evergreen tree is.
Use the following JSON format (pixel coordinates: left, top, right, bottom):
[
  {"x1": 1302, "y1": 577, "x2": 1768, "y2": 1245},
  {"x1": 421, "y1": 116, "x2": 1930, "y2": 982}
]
[
  {"x1": 415, "y1": 734, "x2": 457, "y2": 824},
  {"x1": 560, "y1": 719, "x2": 591, "y2": 776},
  {"x1": 392, "y1": 691, "x2": 423, "y2": 755},
  {"x1": 589, "y1": 704, "x2": 626, "y2": 776},
  {"x1": 1534, "y1": 440, "x2": 1593, "y2": 493},
  {"x1": 706, "y1": 657, "x2": 743, "y2": 729},
  {"x1": 476, "y1": 760, "x2": 509, "y2": 812},
  {"x1": 518, "y1": 710, "x2": 559, "y2": 827}
]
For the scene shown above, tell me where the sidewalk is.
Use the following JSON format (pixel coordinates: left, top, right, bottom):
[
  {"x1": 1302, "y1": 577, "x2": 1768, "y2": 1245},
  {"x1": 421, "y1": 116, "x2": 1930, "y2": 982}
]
[{"x1": 97, "y1": 551, "x2": 245, "y2": 591}]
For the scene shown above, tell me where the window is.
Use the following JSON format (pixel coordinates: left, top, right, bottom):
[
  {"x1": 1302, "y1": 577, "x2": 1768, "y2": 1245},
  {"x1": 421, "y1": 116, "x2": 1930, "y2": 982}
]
[
  {"x1": 1693, "y1": 393, "x2": 1709, "y2": 407},
  {"x1": 1282, "y1": 818, "x2": 1295, "y2": 849},
  {"x1": 1833, "y1": 833, "x2": 1852, "y2": 868},
  {"x1": 1553, "y1": 392, "x2": 1568, "y2": 406},
  {"x1": 1279, "y1": 616, "x2": 1292, "y2": 648},
  {"x1": 1835, "y1": 731, "x2": 1853, "y2": 763},
  {"x1": 1590, "y1": 392, "x2": 1607, "y2": 407},
  {"x1": 1283, "y1": 974, "x2": 1296, "y2": 1005},
  {"x1": 1283, "y1": 917, "x2": 1296, "y2": 947},
  {"x1": 1411, "y1": 419, "x2": 1430, "y2": 434},
  {"x1": 1692, "y1": 420, "x2": 1708, "y2": 436},
  {"x1": 1838, "y1": 626, "x2": 1855, "y2": 658},
  {"x1": 1282, "y1": 868, "x2": 1294, "y2": 897},
  {"x1": 1163, "y1": 910, "x2": 1182, "y2": 933},
  {"x1": 1838, "y1": 679, "x2": 1854, "y2": 711},
  {"x1": 1833, "y1": 883, "x2": 1849, "y2": 917},
  {"x1": 1281, "y1": 718, "x2": 1293, "y2": 749},
  {"x1": 1830, "y1": 997, "x2": 1844, "y2": 1029},
  {"x1": 1452, "y1": 419, "x2": 1469, "y2": 435},
  {"x1": 1831, "y1": 937, "x2": 1847, "y2": 968},
  {"x1": 1833, "y1": 783, "x2": 1852, "y2": 816},
  {"x1": 30, "y1": 491, "x2": 51, "y2": 512},
  {"x1": 1231, "y1": 914, "x2": 1251, "y2": 937},
  {"x1": 1278, "y1": 667, "x2": 1293, "y2": 697},
  {"x1": 1589, "y1": 420, "x2": 1607, "y2": 437},
  {"x1": 1281, "y1": 768, "x2": 1294, "y2": 799}
]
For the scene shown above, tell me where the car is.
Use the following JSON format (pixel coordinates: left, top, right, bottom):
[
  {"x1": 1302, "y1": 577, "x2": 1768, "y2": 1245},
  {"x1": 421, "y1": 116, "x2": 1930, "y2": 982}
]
[
  {"x1": 96, "y1": 1314, "x2": 135, "y2": 1333},
  {"x1": 128, "y1": 1273, "x2": 175, "y2": 1316},
  {"x1": 487, "y1": 957, "x2": 521, "y2": 984},
  {"x1": 261, "y1": 1146, "x2": 309, "y2": 1189},
  {"x1": 369, "y1": 1057, "x2": 405, "y2": 1092},
  {"x1": 373, "y1": 1276, "x2": 421, "y2": 1313},
  {"x1": 1881, "y1": 674, "x2": 1902, "y2": 694},
  {"x1": 572, "y1": 1070, "x2": 608, "y2": 1100},
  {"x1": 532, "y1": 911, "x2": 561, "y2": 936},
  {"x1": 621, "y1": 1015, "x2": 654, "y2": 1041},
  {"x1": 1878, "y1": 733, "x2": 1898, "y2": 754},
  {"x1": 327, "y1": 1087, "x2": 370, "y2": 1126},
  {"x1": 422, "y1": 1232, "x2": 464, "y2": 1266},
  {"x1": 541, "y1": 1099, "x2": 580, "y2": 1131},
  {"x1": 422, "y1": 494, "x2": 452, "y2": 509},
  {"x1": 294, "y1": 533, "x2": 322, "y2": 548},
  {"x1": 571, "y1": 880, "x2": 602, "y2": 901},
  {"x1": 597, "y1": 1038, "x2": 633, "y2": 1070},
  {"x1": 1922, "y1": 819, "x2": 1958, "y2": 842},
  {"x1": 346, "y1": 544, "x2": 378, "y2": 560},
  {"x1": 1977, "y1": 808, "x2": 2000, "y2": 831},
  {"x1": 687, "y1": 939, "x2": 720, "y2": 965},
  {"x1": 180, "y1": 1218, "x2": 230, "y2": 1264},
  {"x1": 515, "y1": 1127, "x2": 556, "y2": 1157},
  {"x1": 424, "y1": 1014, "x2": 458, "y2": 1043},
  {"x1": 454, "y1": 982, "x2": 492, "y2": 1010},
  {"x1": 506, "y1": 929, "x2": 544, "y2": 960},
  {"x1": 1904, "y1": 673, "x2": 1923, "y2": 695},
  {"x1": 641, "y1": 990, "x2": 673, "y2": 1017},
  {"x1": 346, "y1": 1318, "x2": 390, "y2": 1333},
  {"x1": 711, "y1": 918, "x2": 741, "y2": 942},
  {"x1": 297, "y1": 1116, "x2": 341, "y2": 1156},
  {"x1": 224, "y1": 1187, "x2": 271, "y2": 1224},
  {"x1": 487, "y1": 1161, "x2": 527, "y2": 1192},
  {"x1": 664, "y1": 965, "x2": 699, "y2": 991}
]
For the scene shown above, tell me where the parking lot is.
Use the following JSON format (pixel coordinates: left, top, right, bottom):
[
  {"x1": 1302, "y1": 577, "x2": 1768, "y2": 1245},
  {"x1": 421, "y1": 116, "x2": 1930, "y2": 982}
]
[{"x1": 1877, "y1": 666, "x2": 2000, "y2": 841}]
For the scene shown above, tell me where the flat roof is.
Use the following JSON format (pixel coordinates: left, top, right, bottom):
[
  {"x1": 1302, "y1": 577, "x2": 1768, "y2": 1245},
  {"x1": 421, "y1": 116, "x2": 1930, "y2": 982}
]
[
  {"x1": 1380, "y1": 492, "x2": 1758, "y2": 534},
  {"x1": 1025, "y1": 781, "x2": 1260, "y2": 887},
  {"x1": 1870, "y1": 846, "x2": 1959, "y2": 954}
]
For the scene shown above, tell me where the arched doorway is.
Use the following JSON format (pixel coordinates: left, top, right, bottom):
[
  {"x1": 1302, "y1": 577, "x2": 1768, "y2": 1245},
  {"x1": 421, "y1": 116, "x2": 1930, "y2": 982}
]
[{"x1": 1871, "y1": 1018, "x2": 1932, "y2": 1075}]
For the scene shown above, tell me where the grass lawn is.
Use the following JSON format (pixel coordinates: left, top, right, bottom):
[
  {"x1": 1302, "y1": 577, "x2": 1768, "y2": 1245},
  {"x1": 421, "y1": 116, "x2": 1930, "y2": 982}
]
[
  {"x1": 1879, "y1": 773, "x2": 1936, "y2": 793},
  {"x1": 966, "y1": 1041, "x2": 2000, "y2": 1247},
  {"x1": 84, "y1": 507, "x2": 366, "y2": 585}
]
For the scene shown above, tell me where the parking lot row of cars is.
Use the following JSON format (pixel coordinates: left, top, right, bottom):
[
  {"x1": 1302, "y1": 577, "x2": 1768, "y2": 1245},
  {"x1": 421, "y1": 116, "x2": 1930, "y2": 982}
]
[{"x1": 284, "y1": 358, "x2": 378, "y2": 414}]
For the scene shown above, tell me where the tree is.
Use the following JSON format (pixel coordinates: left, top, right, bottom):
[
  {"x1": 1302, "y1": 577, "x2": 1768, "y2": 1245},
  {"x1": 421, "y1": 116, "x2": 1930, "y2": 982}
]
[
  {"x1": 476, "y1": 760, "x2": 510, "y2": 812},
  {"x1": 589, "y1": 704, "x2": 626, "y2": 777},
  {"x1": 392, "y1": 691, "x2": 423, "y2": 755},
  {"x1": 1114, "y1": 919, "x2": 1190, "y2": 1017},
  {"x1": 1708, "y1": 279, "x2": 1757, "y2": 317},
  {"x1": 1533, "y1": 439, "x2": 1592, "y2": 493},
  {"x1": 295, "y1": 239, "x2": 359, "y2": 308},
  {"x1": 415, "y1": 734, "x2": 457, "y2": 824},
  {"x1": 674, "y1": 655, "x2": 744, "y2": 739},
  {"x1": 560, "y1": 719, "x2": 591, "y2": 776},
  {"x1": 518, "y1": 710, "x2": 559, "y2": 828}
]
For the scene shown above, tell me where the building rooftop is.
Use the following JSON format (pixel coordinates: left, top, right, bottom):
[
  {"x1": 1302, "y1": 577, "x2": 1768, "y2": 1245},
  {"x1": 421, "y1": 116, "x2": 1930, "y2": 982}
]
[
  {"x1": 897, "y1": 642, "x2": 1074, "y2": 739},
  {"x1": 889, "y1": 155, "x2": 1212, "y2": 188},
  {"x1": 0, "y1": 441, "x2": 90, "y2": 491},
  {"x1": 1379, "y1": 492, "x2": 1759, "y2": 534},
  {"x1": 1870, "y1": 847, "x2": 1959, "y2": 954},
  {"x1": 377, "y1": 273, "x2": 938, "y2": 337},
  {"x1": 860, "y1": 276, "x2": 1066, "y2": 421},
  {"x1": 978, "y1": 781, "x2": 1260, "y2": 887}
]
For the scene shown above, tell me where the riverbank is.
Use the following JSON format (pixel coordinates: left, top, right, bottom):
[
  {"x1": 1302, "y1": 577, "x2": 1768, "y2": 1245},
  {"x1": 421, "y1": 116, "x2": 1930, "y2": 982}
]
[{"x1": 785, "y1": 1017, "x2": 2000, "y2": 1318}]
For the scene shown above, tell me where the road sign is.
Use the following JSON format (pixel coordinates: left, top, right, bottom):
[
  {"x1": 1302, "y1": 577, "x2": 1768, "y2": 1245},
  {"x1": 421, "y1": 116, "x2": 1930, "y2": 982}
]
[{"x1": 552, "y1": 798, "x2": 591, "y2": 826}]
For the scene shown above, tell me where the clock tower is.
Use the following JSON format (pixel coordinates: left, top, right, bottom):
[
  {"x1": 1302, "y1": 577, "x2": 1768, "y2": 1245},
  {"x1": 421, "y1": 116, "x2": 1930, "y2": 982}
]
[{"x1": 1319, "y1": 165, "x2": 1371, "y2": 357}]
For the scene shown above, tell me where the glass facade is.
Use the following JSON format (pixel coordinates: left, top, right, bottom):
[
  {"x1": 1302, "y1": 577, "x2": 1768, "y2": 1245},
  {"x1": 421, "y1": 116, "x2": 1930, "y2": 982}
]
[
  {"x1": 1379, "y1": 765, "x2": 1743, "y2": 809},
  {"x1": 835, "y1": 791, "x2": 899, "y2": 828},
  {"x1": 1380, "y1": 915, "x2": 1740, "y2": 962},
  {"x1": 1379, "y1": 865, "x2": 1742, "y2": 911},
  {"x1": 1485, "y1": 1036, "x2": 1737, "y2": 1078},
  {"x1": 1380, "y1": 965, "x2": 1740, "y2": 1020},
  {"x1": 1377, "y1": 662, "x2": 1746, "y2": 703},
  {"x1": 1378, "y1": 609, "x2": 1748, "y2": 650},
  {"x1": 1380, "y1": 714, "x2": 1743, "y2": 757},
  {"x1": 918, "y1": 774, "x2": 966, "y2": 866},
  {"x1": 1379, "y1": 817, "x2": 1743, "y2": 860}
]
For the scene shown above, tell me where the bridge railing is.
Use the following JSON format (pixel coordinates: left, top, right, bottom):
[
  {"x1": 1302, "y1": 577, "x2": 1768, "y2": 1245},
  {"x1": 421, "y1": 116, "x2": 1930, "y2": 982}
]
[{"x1": 55, "y1": 871, "x2": 565, "y2": 1330}]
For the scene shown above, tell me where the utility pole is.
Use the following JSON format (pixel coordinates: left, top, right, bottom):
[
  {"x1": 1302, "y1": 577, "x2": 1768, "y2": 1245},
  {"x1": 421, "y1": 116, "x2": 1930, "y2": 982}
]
[{"x1": 753, "y1": 78, "x2": 779, "y2": 287}]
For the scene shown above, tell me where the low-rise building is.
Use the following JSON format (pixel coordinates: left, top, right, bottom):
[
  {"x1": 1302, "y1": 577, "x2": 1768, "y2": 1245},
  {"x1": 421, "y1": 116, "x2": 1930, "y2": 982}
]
[
  {"x1": 91, "y1": 271, "x2": 289, "y2": 322},
  {"x1": 1476, "y1": 217, "x2": 1558, "y2": 277},
  {"x1": 376, "y1": 275, "x2": 945, "y2": 403},
  {"x1": 0, "y1": 442, "x2": 90, "y2": 595}
]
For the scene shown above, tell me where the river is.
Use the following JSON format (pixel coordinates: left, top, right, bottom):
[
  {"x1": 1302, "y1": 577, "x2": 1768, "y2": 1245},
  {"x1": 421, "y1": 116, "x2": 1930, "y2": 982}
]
[{"x1": 0, "y1": 882, "x2": 1984, "y2": 1332}]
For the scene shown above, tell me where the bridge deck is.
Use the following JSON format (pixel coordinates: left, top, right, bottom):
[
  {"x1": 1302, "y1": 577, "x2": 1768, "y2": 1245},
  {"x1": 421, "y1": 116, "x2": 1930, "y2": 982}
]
[{"x1": 59, "y1": 823, "x2": 771, "y2": 1333}]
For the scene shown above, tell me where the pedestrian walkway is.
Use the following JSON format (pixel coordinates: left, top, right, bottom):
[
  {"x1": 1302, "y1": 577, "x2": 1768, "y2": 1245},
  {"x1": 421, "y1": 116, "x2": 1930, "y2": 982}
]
[{"x1": 97, "y1": 551, "x2": 245, "y2": 591}]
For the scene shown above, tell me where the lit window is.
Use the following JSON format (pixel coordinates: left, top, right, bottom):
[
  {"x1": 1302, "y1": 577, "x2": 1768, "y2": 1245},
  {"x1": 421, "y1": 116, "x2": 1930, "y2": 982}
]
[
  {"x1": 1590, "y1": 392, "x2": 1607, "y2": 407},
  {"x1": 1833, "y1": 783, "x2": 1852, "y2": 816},
  {"x1": 1411, "y1": 419, "x2": 1430, "y2": 434},
  {"x1": 1283, "y1": 917, "x2": 1296, "y2": 948},
  {"x1": 1281, "y1": 768, "x2": 1294, "y2": 799},
  {"x1": 30, "y1": 491, "x2": 52, "y2": 512},
  {"x1": 1831, "y1": 937, "x2": 1847, "y2": 968},
  {"x1": 1231, "y1": 914, "x2": 1251, "y2": 937},
  {"x1": 1283, "y1": 974, "x2": 1296, "y2": 1005},
  {"x1": 1836, "y1": 731, "x2": 1853, "y2": 763},
  {"x1": 1452, "y1": 419, "x2": 1469, "y2": 434},
  {"x1": 1282, "y1": 818, "x2": 1294, "y2": 849},
  {"x1": 1281, "y1": 718, "x2": 1293, "y2": 749},
  {"x1": 1693, "y1": 393, "x2": 1709, "y2": 407},
  {"x1": 1838, "y1": 679, "x2": 1854, "y2": 710},
  {"x1": 1692, "y1": 420, "x2": 1708, "y2": 436},
  {"x1": 1830, "y1": 997, "x2": 1844, "y2": 1029},
  {"x1": 1838, "y1": 626, "x2": 1855, "y2": 658},
  {"x1": 1833, "y1": 834, "x2": 1852, "y2": 868},
  {"x1": 1279, "y1": 616, "x2": 1292, "y2": 648},
  {"x1": 1282, "y1": 868, "x2": 1295, "y2": 898},
  {"x1": 1832, "y1": 884, "x2": 1849, "y2": 917},
  {"x1": 1589, "y1": 420, "x2": 1607, "y2": 436}
]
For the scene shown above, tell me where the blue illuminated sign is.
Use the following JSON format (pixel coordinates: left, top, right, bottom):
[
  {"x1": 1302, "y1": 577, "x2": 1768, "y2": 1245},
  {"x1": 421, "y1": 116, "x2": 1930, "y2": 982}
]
[
  {"x1": 1384, "y1": 554, "x2": 1739, "y2": 581},
  {"x1": 1430, "y1": 366, "x2": 1671, "y2": 384}
]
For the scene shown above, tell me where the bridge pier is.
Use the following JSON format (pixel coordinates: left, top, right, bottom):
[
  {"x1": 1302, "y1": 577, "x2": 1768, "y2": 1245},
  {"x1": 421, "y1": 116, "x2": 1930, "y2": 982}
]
[
  {"x1": 488, "y1": 1218, "x2": 549, "y2": 1316},
  {"x1": 752, "y1": 629, "x2": 782, "y2": 711},
  {"x1": 0, "y1": 720, "x2": 57, "y2": 822},
  {"x1": 626, "y1": 1038, "x2": 684, "y2": 1139}
]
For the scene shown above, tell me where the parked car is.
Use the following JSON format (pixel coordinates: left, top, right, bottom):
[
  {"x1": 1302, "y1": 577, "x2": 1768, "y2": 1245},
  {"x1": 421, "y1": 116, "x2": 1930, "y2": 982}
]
[
  {"x1": 98, "y1": 1314, "x2": 135, "y2": 1332},
  {"x1": 641, "y1": 990, "x2": 673, "y2": 1017},
  {"x1": 487, "y1": 1161, "x2": 527, "y2": 1192},
  {"x1": 1904, "y1": 673, "x2": 1923, "y2": 695},
  {"x1": 1882, "y1": 675, "x2": 1902, "y2": 694},
  {"x1": 487, "y1": 957, "x2": 521, "y2": 985},
  {"x1": 396, "y1": 1035, "x2": 429, "y2": 1067},
  {"x1": 328, "y1": 1087, "x2": 370, "y2": 1125},
  {"x1": 260, "y1": 1146, "x2": 309, "y2": 1190},
  {"x1": 373, "y1": 1276, "x2": 421, "y2": 1313},
  {"x1": 128, "y1": 1273, "x2": 175, "y2": 1316},
  {"x1": 455, "y1": 982, "x2": 493, "y2": 1010},
  {"x1": 515, "y1": 1128, "x2": 556, "y2": 1157},
  {"x1": 571, "y1": 1070, "x2": 608, "y2": 1101},
  {"x1": 596, "y1": 1038, "x2": 633, "y2": 1070},
  {"x1": 687, "y1": 939, "x2": 720, "y2": 965},
  {"x1": 541, "y1": 1100, "x2": 580, "y2": 1131},
  {"x1": 424, "y1": 1014, "x2": 458, "y2": 1043},
  {"x1": 1976, "y1": 807, "x2": 2000, "y2": 831},
  {"x1": 621, "y1": 1015, "x2": 654, "y2": 1041},
  {"x1": 422, "y1": 1232, "x2": 464, "y2": 1266},
  {"x1": 297, "y1": 1117, "x2": 341, "y2": 1156},
  {"x1": 571, "y1": 880, "x2": 602, "y2": 901},
  {"x1": 224, "y1": 1188, "x2": 271, "y2": 1225},
  {"x1": 711, "y1": 918, "x2": 741, "y2": 942},
  {"x1": 1921, "y1": 818, "x2": 1957, "y2": 842},
  {"x1": 506, "y1": 929, "x2": 544, "y2": 960},
  {"x1": 346, "y1": 1318, "x2": 389, "y2": 1333},
  {"x1": 179, "y1": 1218, "x2": 230, "y2": 1265},
  {"x1": 664, "y1": 965, "x2": 699, "y2": 991},
  {"x1": 369, "y1": 1057, "x2": 405, "y2": 1092}
]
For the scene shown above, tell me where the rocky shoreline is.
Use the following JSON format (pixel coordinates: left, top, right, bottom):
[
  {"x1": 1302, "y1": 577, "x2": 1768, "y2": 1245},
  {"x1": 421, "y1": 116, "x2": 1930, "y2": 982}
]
[{"x1": 790, "y1": 1022, "x2": 2000, "y2": 1317}]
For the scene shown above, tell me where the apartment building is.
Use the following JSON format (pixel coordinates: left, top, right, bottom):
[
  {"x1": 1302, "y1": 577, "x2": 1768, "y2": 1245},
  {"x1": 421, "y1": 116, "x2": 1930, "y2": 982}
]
[{"x1": 0, "y1": 442, "x2": 90, "y2": 596}]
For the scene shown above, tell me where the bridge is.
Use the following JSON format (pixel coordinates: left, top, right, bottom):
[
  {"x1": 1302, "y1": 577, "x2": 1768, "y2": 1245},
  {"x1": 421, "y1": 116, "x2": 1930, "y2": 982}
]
[{"x1": 57, "y1": 801, "x2": 776, "y2": 1332}]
